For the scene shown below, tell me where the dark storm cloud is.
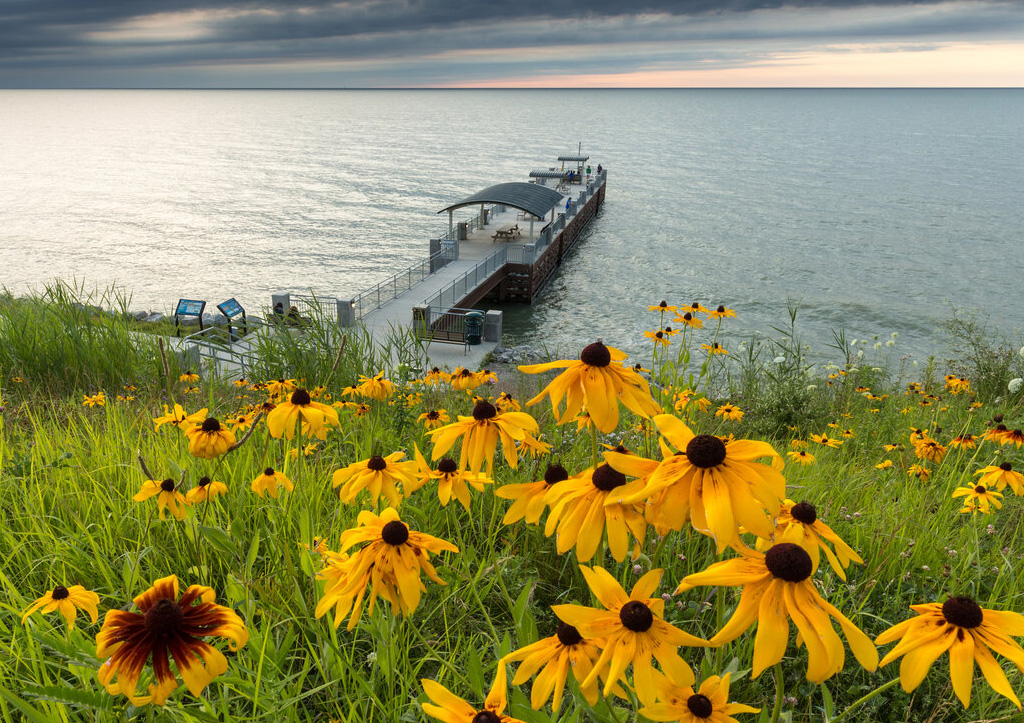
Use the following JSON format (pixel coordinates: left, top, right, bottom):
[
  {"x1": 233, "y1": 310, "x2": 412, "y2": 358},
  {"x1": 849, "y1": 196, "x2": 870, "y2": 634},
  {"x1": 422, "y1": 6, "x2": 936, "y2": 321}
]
[{"x1": 0, "y1": 0, "x2": 1020, "y2": 85}]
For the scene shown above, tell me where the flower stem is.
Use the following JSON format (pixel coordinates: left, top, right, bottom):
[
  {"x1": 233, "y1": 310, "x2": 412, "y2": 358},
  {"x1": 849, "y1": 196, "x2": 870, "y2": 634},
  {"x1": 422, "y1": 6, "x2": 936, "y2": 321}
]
[
  {"x1": 769, "y1": 663, "x2": 784, "y2": 723},
  {"x1": 829, "y1": 678, "x2": 901, "y2": 722}
]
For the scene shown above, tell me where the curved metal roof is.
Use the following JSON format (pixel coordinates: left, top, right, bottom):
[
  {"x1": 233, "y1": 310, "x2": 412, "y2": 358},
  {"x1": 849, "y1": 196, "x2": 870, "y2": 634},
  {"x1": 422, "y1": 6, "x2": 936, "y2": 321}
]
[{"x1": 438, "y1": 182, "x2": 563, "y2": 219}]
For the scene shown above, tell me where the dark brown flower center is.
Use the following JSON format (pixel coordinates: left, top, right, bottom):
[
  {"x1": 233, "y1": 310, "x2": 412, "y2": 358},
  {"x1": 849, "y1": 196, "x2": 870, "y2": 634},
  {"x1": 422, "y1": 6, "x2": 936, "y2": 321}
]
[
  {"x1": 367, "y1": 455, "x2": 387, "y2": 471},
  {"x1": 291, "y1": 388, "x2": 311, "y2": 405},
  {"x1": 437, "y1": 457, "x2": 458, "y2": 474},
  {"x1": 471, "y1": 712, "x2": 501, "y2": 723},
  {"x1": 765, "y1": 543, "x2": 813, "y2": 583},
  {"x1": 264, "y1": 467, "x2": 275, "y2": 476},
  {"x1": 556, "y1": 620, "x2": 583, "y2": 646},
  {"x1": 580, "y1": 341, "x2": 611, "y2": 367},
  {"x1": 995, "y1": 424, "x2": 1008, "y2": 432},
  {"x1": 790, "y1": 501, "x2": 817, "y2": 525},
  {"x1": 160, "y1": 478, "x2": 175, "y2": 492},
  {"x1": 993, "y1": 414, "x2": 1004, "y2": 423},
  {"x1": 687, "y1": 693, "x2": 714, "y2": 718},
  {"x1": 685, "y1": 435, "x2": 727, "y2": 468},
  {"x1": 427, "y1": 410, "x2": 441, "y2": 419},
  {"x1": 472, "y1": 401, "x2": 497, "y2": 420},
  {"x1": 381, "y1": 520, "x2": 409, "y2": 546},
  {"x1": 591, "y1": 464, "x2": 626, "y2": 491},
  {"x1": 544, "y1": 463, "x2": 570, "y2": 485},
  {"x1": 942, "y1": 596, "x2": 983, "y2": 628},
  {"x1": 1001, "y1": 462, "x2": 1013, "y2": 471},
  {"x1": 716, "y1": 305, "x2": 726, "y2": 313},
  {"x1": 619, "y1": 600, "x2": 654, "y2": 632},
  {"x1": 198, "y1": 476, "x2": 211, "y2": 488},
  {"x1": 200, "y1": 417, "x2": 222, "y2": 432},
  {"x1": 51, "y1": 585, "x2": 70, "y2": 600},
  {"x1": 145, "y1": 598, "x2": 184, "y2": 636},
  {"x1": 975, "y1": 485, "x2": 987, "y2": 494},
  {"x1": 612, "y1": 444, "x2": 629, "y2": 454},
  {"x1": 683, "y1": 312, "x2": 693, "y2": 321}
]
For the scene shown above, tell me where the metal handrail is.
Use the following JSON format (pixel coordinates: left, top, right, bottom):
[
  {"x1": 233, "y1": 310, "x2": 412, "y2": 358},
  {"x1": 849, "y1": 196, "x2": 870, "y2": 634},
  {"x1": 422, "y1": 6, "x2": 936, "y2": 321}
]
[
  {"x1": 351, "y1": 244, "x2": 458, "y2": 320},
  {"x1": 422, "y1": 246, "x2": 507, "y2": 310}
]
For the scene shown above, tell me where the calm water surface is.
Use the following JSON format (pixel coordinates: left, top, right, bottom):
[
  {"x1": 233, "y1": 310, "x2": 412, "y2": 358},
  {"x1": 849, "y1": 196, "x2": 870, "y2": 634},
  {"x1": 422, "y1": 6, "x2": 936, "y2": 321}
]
[{"x1": 1, "y1": 89, "x2": 1021, "y2": 362}]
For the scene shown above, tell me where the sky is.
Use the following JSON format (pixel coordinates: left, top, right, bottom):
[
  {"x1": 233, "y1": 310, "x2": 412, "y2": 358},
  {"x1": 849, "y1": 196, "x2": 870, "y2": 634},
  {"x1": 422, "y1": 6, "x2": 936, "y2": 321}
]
[{"x1": 1, "y1": 0, "x2": 1023, "y2": 87}]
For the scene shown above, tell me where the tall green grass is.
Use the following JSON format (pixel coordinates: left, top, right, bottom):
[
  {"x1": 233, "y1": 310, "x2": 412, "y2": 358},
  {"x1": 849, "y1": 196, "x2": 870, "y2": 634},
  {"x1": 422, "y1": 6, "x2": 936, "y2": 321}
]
[{"x1": 2, "y1": 293, "x2": 1024, "y2": 722}]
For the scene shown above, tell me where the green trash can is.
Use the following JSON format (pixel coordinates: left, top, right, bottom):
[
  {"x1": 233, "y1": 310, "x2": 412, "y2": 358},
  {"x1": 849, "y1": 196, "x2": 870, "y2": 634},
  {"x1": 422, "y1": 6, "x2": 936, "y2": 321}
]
[{"x1": 465, "y1": 311, "x2": 484, "y2": 346}]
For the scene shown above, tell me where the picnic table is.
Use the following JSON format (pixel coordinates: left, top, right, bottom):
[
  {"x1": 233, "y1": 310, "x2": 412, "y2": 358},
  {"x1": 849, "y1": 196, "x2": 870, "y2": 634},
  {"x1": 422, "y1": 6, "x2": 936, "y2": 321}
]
[{"x1": 491, "y1": 223, "x2": 521, "y2": 242}]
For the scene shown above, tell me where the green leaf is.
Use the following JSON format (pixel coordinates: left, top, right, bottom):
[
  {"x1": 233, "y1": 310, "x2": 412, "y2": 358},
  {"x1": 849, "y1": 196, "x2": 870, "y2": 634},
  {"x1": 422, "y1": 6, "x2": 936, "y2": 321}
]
[
  {"x1": 821, "y1": 683, "x2": 835, "y2": 720},
  {"x1": 0, "y1": 684, "x2": 53, "y2": 723},
  {"x1": 22, "y1": 684, "x2": 116, "y2": 711},
  {"x1": 199, "y1": 525, "x2": 236, "y2": 557}
]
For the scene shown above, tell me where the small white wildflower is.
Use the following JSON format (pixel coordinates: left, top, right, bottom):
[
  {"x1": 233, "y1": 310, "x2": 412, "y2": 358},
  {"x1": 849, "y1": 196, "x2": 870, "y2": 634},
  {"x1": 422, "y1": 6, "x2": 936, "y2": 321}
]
[
  {"x1": 921, "y1": 565, "x2": 930, "y2": 572},
  {"x1": 874, "y1": 342, "x2": 882, "y2": 351},
  {"x1": 912, "y1": 360, "x2": 918, "y2": 367},
  {"x1": 1009, "y1": 378, "x2": 1023, "y2": 394},
  {"x1": 872, "y1": 367, "x2": 882, "y2": 372},
  {"x1": 773, "y1": 356, "x2": 786, "y2": 364},
  {"x1": 886, "y1": 340, "x2": 895, "y2": 347},
  {"x1": 892, "y1": 332, "x2": 899, "y2": 339},
  {"x1": 806, "y1": 384, "x2": 817, "y2": 391},
  {"x1": 856, "y1": 350, "x2": 864, "y2": 359}
]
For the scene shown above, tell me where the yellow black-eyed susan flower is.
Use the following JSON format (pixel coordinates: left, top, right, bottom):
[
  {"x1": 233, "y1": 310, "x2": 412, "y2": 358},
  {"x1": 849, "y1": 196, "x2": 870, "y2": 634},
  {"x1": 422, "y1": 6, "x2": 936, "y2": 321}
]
[
  {"x1": 949, "y1": 434, "x2": 977, "y2": 449},
  {"x1": 543, "y1": 463, "x2": 647, "y2": 563},
  {"x1": 428, "y1": 400, "x2": 539, "y2": 474},
  {"x1": 706, "y1": 304, "x2": 737, "y2": 320},
  {"x1": 449, "y1": 367, "x2": 487, "y2": 391},
  {"x1": 787, "y1": 449, "x2": 816, "y2": 466},
  {"x1": 645, "y1": 329, "x2": 671, "y2": 346},
  {"x1": 417, "y1": 409, "x2": 450, "y2": 430},
  {"x1": 611, "y1": 414, "x2": 784, "y2": 552},
  {"x1": 876, "y1": 597, "x2": 1024, "y2": 709},
  {"x1": 495, "y1": 463, "x2": 570, "y2": 525},
  {"x1": 22, "y1": 584, "x2": 99, "y2": 629},
  {"x1": 251, "y1": 467, "x2": 292, "y2": 498},
  {"x1": 501, "y1": 620, "x2": 621, "y2": 712},
  {"x1": 96, "y1": 575, "x2": 247, "y2": 707},
  {"x1": 975, "y1": 462, "x2": 1024, "y2": 494},
  {"x1": 553, "y1": 566, "x2": 706, "y2": 707},
  {"x1": 179, "y1": 371, "x2": 200, "y2": 383},
  {"x1": 185, "y1": 476, "x2": 227, "y2": 504},
  {"x1": 263, "y1": 378, "x2": 298, "y2": 398},
  {"x1": 411, "y1": 445, "x2": 491, "y2": 510},
  {"x1": 639, "y1": 671, "x2": 758, "y2": 723},
  {"x1": 332, "y1": 452, "x2": 417, "y2": 507},
  {"x1": 421, "y1": 671, "x2": 523, "y2": 723},
  {"x1": 134, "y1": 478, "x2": 189, "y2": 521},
  {"x1": 876, "y1": 459, "x2": 894, "y2": 470},
  {"x1": 356, "y1": 371, "x2": 396, "y2": 400},
  {"x1": 318, "y1": 508, "x2": 457, "y2": 627},
  {"x1": 952, "y1": 483, "x2": 1002, "y2": 514},
  {"x1": 757, "y1": 500, "x2": 863, "y2": 581},
  {"x1": 673, "y1": 312, "x2": 704, "y2": 330},
  {"x1": 810, "y1": 433, "x2": 843, "y2": 448},
  {"x1": 152, "y1": 404, "x2": 207, "y2": 432},
  {"x1": 715, "y1": 403, "x2": 743, "y2": 422},
  {"x1": 648, "y1": 300, "x2": 678, "y2": 313},
  {"x1": 266, "y1": 388, "x2": 340, "y2": 440},
  {"x1": 914, "y1": 439, "x2": 947, "y2": 463},
  {"x1": 420, "y1": 367, "x2": 451, "y2": 386},
  {"x1": 82, "y1": 392, "x2": 106, "y2": 407},
  {"x1": 677, "y1": 543, "x2": 878, "y2": 683},
  {"x1": 184, "y1": 417, "x2": 236, "y2": 460},
  {"x1": 701, "y1": 342, "x2": 727, "y2": 355},
  {"x1": 519, "y1": 341, "x2": 661, "y2": 435}
]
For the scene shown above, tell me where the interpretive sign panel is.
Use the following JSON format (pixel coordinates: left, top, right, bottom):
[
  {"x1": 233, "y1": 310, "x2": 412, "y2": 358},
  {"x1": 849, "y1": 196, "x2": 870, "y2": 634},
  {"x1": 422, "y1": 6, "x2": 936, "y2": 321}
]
[
  {"x1": 217, "y1": 298, "x2": 244, "y2": 319},
  {"x1": 174, "y1": 298, "x2": 206, "y2": 337}
]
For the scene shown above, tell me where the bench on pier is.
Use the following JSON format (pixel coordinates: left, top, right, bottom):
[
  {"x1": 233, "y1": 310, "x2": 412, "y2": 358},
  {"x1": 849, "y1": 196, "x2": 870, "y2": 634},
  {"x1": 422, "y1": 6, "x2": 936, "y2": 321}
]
[{"x1": 416, "y1": 326, "x2": 468, "y2": 352}]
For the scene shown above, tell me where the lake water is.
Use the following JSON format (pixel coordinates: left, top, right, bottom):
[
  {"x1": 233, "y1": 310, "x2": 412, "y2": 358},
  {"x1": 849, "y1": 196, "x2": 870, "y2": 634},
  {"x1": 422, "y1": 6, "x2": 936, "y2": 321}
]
[{"x1": 1, "y1": 89, "x2": 1021, "y2": 363}]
